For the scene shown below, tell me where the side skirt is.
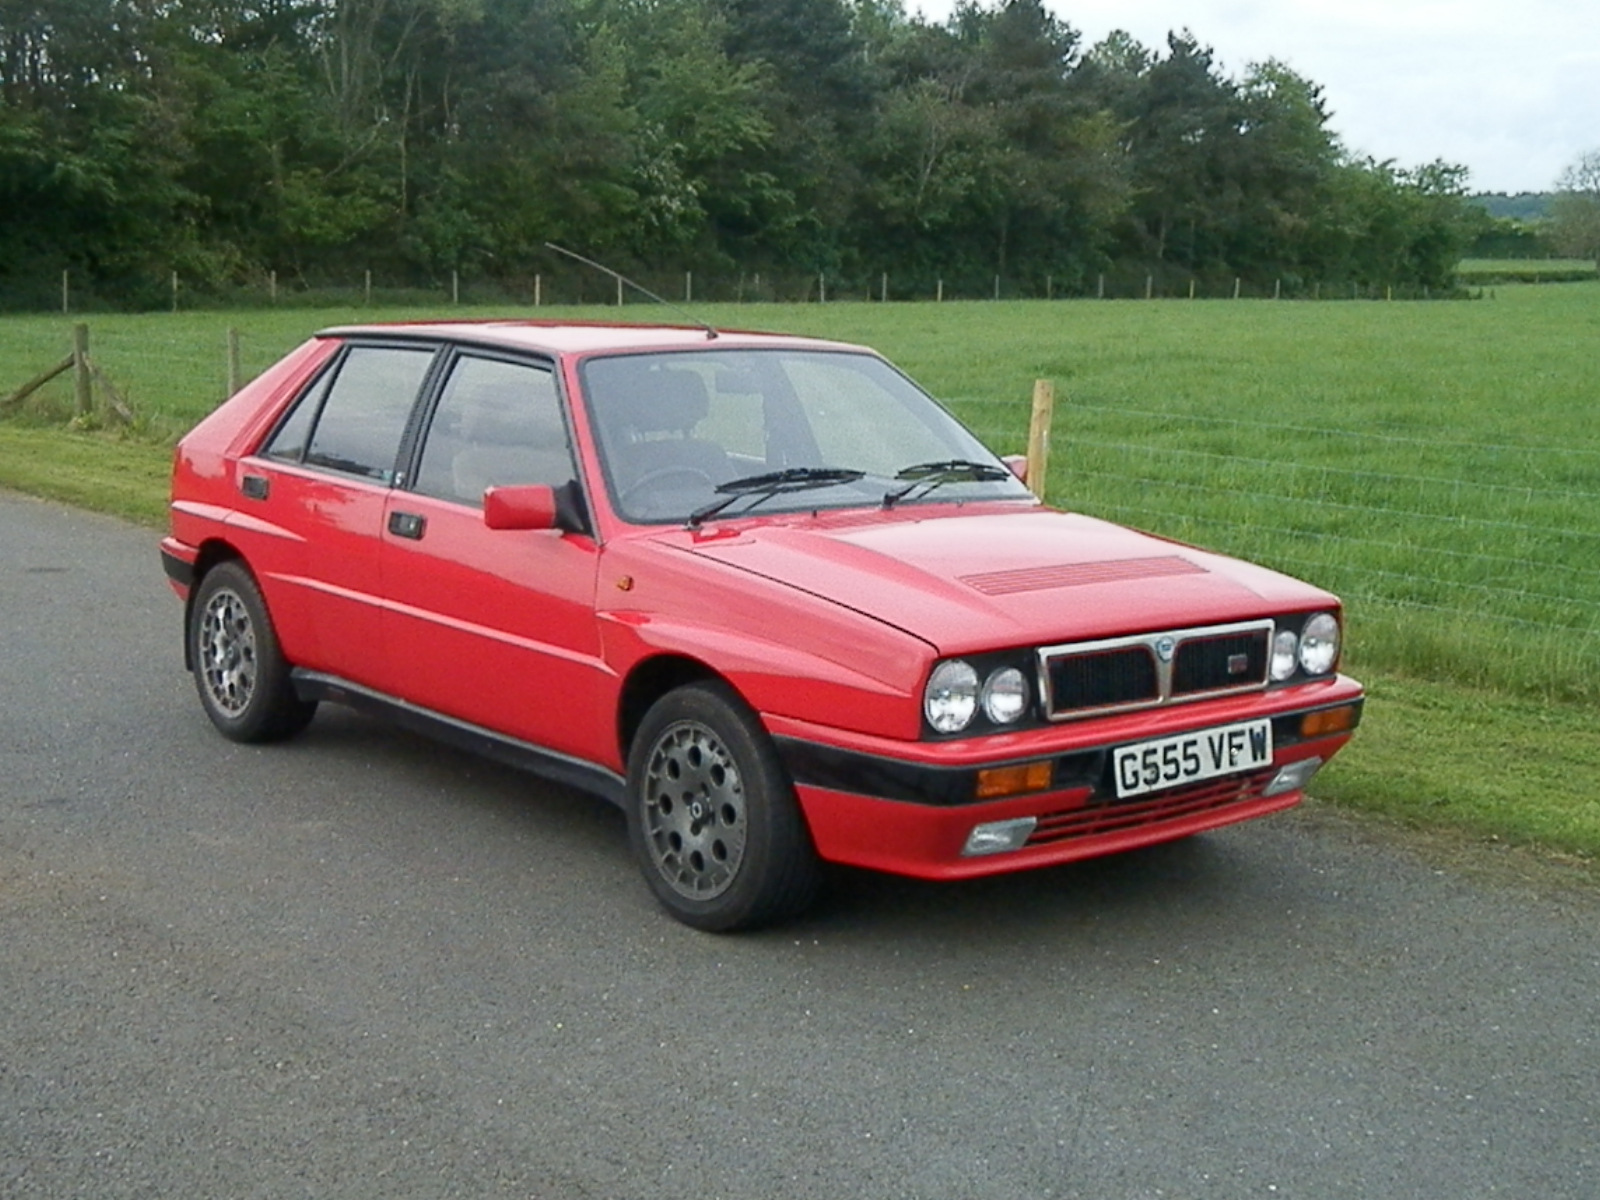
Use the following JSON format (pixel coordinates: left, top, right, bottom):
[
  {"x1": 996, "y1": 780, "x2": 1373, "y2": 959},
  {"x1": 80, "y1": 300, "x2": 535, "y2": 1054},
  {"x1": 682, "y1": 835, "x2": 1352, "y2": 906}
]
[{"x1": 291, "y1": 669, "x2": 627, "y2": 807}]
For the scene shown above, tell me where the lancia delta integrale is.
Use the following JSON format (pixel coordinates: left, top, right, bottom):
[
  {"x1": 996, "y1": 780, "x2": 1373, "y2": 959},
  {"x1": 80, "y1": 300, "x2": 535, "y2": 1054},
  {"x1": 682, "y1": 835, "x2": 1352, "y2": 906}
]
[{"x1": 163, "y1": 320, "x2": 1363, "y2": 930}]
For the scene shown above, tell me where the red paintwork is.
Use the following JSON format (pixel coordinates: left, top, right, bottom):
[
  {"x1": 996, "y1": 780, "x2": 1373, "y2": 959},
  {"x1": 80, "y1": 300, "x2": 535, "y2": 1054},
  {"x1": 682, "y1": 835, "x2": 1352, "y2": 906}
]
[{"x1": 166, "y1": 320, "x2": 1363, "y2": 881}]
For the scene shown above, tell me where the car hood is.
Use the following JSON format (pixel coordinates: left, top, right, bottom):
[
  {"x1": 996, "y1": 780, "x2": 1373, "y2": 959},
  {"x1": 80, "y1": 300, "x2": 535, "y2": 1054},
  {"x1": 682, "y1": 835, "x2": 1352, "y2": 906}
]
[{"x1": 676, "y1": 505, "x2": 1335, "y2": 653}]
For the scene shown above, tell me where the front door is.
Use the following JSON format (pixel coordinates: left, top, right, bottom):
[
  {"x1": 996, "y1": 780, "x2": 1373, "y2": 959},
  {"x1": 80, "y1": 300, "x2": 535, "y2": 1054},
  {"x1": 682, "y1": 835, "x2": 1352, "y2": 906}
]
[{"x1": 378, "y1": 352, "x2": 612, "y2": 767}]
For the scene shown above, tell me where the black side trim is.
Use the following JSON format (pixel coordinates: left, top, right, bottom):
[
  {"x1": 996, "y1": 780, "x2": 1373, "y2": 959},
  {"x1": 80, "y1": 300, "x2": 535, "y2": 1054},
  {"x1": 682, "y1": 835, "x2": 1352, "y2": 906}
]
[
  {"x1": 291, "y1": 670, "x2": 626, "y2": 807},
  {"x1": 161, "y1": 547, "x2": 195, "y2": 588},
  {"x1": 775, "y1": 737, "x2": 1102, "y2": 807}
]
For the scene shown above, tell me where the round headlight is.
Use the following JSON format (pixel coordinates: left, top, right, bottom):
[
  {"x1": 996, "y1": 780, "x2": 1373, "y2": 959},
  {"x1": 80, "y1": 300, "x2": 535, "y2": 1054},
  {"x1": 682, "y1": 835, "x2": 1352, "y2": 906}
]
[
  {"x1": 1270, "y1": 628, "x2": 1300, "y2": 681},
  {"x1": 925, "y1": 660, "x2": 980, "y2": 733},
  {"x1": 981, "y1": 666, "x2": 1030, "y2": 725},
  {"x1": 1298, "y1": 612, "x2": 1340, "y2": 675}
]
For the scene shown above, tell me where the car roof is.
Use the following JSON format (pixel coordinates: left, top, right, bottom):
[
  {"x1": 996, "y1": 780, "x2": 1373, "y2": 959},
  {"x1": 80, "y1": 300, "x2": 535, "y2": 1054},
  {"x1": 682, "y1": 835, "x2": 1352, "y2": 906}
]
[{"x1": 315, "y1": 319, "x2": 866, "y2": 357}]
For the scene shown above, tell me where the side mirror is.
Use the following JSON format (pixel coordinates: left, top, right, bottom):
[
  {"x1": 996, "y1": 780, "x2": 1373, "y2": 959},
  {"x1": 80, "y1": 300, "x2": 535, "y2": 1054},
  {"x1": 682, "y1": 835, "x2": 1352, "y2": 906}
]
[
  {"x1": 1002, "y1": 454, "x2": 1029, "y2": 484},
  {"x1": 483, "y1": 484, "x2": 558, "y2": 531}
]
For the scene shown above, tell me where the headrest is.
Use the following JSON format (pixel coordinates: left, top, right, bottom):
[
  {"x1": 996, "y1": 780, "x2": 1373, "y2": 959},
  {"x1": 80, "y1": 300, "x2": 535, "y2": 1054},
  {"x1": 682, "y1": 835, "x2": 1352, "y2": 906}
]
[
  {"x1": 461, "y1": 382, "x2": 564, "y2": 448},
  {"x1": 598, "y1": 365, "x2": 711, "y2": 436}
]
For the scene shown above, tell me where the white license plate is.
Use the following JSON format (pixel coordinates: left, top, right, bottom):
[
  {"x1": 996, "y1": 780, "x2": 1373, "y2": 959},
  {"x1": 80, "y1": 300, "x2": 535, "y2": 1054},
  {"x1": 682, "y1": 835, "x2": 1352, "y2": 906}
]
[{"x1": 1113, "y1": 719, "x2": 1273, "y2": 799}]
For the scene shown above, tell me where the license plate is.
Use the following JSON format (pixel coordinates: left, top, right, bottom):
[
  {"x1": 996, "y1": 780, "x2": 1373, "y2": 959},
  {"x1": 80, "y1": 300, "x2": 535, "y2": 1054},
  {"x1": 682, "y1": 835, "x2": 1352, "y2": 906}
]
[{"x1": 1113, "y1": 719, "x2": 1273, "y2": 799}]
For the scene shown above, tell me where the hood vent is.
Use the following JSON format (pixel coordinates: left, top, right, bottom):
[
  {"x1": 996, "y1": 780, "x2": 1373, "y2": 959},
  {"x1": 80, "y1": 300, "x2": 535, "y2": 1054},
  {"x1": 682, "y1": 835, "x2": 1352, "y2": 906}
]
[{"x1": 960, "y1": 555, "x2": 1206, "y2": 597}]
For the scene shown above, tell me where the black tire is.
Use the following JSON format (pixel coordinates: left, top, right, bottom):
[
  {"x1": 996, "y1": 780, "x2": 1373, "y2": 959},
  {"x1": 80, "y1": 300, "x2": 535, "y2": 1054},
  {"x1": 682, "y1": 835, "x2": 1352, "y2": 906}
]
[
  {"x1": 626, "y1": 682, "x2": 822, "y2": 932},
  {"x1": 189, "y1": 561, "x2": 317, "y2": 743}
]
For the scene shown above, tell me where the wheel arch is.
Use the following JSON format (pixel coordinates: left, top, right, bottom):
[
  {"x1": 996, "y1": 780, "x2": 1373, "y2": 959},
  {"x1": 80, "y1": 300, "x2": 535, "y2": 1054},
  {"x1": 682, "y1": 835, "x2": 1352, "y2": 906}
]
[
  {"x1": 616, "y1": 654, "x2": 730, "y2": 766},
  {"x1": 182, "y1": 538, "x2": 248, "y2": 669}
]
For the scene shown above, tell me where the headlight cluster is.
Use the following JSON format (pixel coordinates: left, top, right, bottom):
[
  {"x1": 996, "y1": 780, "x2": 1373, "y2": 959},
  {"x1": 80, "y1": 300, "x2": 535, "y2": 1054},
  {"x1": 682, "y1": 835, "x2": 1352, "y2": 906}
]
[
  {"x1": 924, "y1": 660, "x2": 1032, "y2": 734},
  {"x1": 1269, "y1": 611, "x2": 1341, "y2": 682}
]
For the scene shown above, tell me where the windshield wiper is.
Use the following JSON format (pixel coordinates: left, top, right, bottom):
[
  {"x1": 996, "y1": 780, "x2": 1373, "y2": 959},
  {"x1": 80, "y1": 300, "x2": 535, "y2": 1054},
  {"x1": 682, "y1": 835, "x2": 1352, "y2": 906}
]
[
  {"x1": 881, "y1": 459, "x2": 1011, "y2": 508},
  {"x1": 687, "y1": 467, "x2": 866, "y2": 527}
]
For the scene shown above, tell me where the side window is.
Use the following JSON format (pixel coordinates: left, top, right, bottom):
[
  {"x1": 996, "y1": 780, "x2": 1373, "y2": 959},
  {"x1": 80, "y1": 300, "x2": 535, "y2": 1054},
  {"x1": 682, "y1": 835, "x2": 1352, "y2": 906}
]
[
  {"x1": 264, "y1": 345, "x2": 434, "y2": 483},
  {"x1": 413, "y1": 356, "x2": 572, "y2": 505},
  {"x1": 261, "y1": 367, "x2": 328, "y2": 464}
]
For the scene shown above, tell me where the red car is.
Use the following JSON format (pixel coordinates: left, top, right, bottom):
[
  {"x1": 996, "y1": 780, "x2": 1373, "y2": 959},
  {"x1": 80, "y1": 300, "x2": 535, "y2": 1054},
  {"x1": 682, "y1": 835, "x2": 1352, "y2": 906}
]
[{"x1": 163, "y1": 319, "x2": 1363, "y2": 930}]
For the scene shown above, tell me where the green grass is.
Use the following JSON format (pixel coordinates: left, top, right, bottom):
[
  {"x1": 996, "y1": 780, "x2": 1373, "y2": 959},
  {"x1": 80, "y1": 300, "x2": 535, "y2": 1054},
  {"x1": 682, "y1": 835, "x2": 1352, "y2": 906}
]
[{"x1": 4, "y1": 287, "x2": 1598, "y2": 867}]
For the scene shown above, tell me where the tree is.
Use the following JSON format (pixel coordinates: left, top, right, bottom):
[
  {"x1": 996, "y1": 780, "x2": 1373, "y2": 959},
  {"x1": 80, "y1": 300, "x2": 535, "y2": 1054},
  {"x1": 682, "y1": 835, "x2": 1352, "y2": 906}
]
[{"x1": 1550, "y1": 149, "x2": 1600, "y2": 261}]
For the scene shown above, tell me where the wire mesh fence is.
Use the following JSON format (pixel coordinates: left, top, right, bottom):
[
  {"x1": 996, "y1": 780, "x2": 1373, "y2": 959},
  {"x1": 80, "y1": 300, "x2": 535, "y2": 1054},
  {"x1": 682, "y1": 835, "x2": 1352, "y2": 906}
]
[
  {"x1": 960, "y1": 400, "x2": 1600, "y2": 702},
  {"x1": 11, "y1": 265, "x2": 1476, "y2": 315}
]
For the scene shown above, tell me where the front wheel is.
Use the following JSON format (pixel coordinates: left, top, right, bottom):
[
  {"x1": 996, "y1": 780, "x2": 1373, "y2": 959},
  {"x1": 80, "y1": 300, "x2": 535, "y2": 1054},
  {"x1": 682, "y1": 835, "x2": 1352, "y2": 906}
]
[
  {"x1": 189, "y1": 561, "x2": 317, "y2": 743},
  {"x1": 626, "y1": 682, "x2": 822, "y2": 932}
]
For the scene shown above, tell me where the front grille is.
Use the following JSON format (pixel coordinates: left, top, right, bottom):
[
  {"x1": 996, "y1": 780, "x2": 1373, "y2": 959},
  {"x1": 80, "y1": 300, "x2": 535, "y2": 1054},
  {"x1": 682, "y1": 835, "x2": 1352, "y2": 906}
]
[
  {"x1": 1038, "y1": 619, "x2": 1273, "y2": 720},
  {"x1": 1047, "y1": 646, "x2": 1159, "y2": 711},
  {"x1": 1027, "y1": 767, "x2": 1275, "y2": 845},
  {"x1": 1172, "y1": 629, "x2": 1270, "y2": 696}
]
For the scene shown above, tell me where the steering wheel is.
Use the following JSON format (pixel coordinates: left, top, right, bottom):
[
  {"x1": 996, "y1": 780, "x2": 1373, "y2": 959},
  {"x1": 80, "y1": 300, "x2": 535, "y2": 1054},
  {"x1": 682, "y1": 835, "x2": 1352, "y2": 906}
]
[{"x1": 620, "y1": 466, "x2": 716, "y2": 504}]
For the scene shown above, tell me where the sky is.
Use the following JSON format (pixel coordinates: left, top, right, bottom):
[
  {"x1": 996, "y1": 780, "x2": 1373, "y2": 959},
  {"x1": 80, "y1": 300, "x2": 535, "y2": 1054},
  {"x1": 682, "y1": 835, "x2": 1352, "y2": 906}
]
[{"x1": 909, "y1": 1, "x2": 1600, "y2": 194}]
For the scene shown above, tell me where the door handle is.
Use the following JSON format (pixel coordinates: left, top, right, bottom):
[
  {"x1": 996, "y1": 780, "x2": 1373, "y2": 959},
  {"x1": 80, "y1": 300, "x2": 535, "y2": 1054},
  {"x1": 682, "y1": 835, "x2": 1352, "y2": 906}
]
[{"x1": 388, "y1": 511, "x2": 426, "y2": 540}]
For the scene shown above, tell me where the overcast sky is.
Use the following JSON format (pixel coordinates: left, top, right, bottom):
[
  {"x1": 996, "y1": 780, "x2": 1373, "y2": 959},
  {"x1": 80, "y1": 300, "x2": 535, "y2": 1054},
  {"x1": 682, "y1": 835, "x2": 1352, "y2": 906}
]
[{"x1": 909, "y1": 1, "x2": 1600, "y2": 194}]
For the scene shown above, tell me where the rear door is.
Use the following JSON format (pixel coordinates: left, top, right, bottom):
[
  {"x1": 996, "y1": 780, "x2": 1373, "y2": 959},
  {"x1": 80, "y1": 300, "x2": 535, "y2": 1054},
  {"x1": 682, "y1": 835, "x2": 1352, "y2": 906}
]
[
  {"x1": 245, "y1": 341, "x2": 438, "y2": 685},
  {"x1": 377, "y1": 351, "x2": 611, "y2": 765}
]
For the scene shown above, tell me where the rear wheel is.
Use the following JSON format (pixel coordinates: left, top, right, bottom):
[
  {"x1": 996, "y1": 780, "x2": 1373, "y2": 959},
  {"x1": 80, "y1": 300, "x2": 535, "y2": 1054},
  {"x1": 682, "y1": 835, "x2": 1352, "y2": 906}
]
[
  {"x1": 627, "y1": 682, "x2": 821, "y2": 932},
  {"x1": 189, "y1": 561, "x2": 316, "y2": 743}
]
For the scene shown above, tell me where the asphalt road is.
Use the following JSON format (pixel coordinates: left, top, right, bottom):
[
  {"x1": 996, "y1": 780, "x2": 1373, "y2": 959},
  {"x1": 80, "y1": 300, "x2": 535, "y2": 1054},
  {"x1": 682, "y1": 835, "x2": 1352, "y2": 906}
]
[{"x1": 2, "y1": 490, "x2": 1596, "y2": 1200}]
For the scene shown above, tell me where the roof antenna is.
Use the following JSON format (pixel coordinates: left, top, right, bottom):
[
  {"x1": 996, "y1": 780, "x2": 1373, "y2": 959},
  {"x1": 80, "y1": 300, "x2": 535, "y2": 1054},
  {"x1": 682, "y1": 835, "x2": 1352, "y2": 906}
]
[{"x1": 544, "y1": 243, "x2": 719, "y2": 340}]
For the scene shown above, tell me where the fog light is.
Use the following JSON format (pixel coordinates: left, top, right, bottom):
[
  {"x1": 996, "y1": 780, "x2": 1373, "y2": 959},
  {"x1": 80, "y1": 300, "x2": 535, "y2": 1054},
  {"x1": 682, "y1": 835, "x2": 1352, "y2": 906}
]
[
  {"x1": 962, "y1": 817, "x2": 1038, "y2": 856},
  {"x1": 1264, "y1": 757, "x2": 1323, "y2": 798}
]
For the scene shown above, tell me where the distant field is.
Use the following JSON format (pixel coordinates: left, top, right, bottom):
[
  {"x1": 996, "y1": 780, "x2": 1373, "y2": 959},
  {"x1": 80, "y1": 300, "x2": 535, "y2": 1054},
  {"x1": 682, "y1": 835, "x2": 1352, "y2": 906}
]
[
  {"x1": 5, "y1": 284, "x2": 1598, "y2": 860},
  {"x1": 1457, "y1": 258, "x2": 1598, "y2": 283}
]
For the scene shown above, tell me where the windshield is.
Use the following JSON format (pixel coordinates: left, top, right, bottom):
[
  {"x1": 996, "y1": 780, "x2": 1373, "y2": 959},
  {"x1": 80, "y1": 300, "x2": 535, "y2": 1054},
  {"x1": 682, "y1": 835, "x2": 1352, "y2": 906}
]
[{"x1": 581, "y1": 348, "x2": 1033, "y2": 524}]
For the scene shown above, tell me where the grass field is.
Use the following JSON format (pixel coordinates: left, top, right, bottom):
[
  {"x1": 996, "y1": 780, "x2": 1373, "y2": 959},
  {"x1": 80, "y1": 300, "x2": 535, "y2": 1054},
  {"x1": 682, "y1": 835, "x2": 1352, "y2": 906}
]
[{"x1": 4, "y1": 285, "x2": 1598, "y2": 864}]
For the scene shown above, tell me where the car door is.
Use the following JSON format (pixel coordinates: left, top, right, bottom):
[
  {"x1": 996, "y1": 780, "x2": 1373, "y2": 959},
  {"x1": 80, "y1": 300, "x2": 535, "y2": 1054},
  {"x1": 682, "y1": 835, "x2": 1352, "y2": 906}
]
[
  {"x1": 245, "y1": 341, "x2": 439, "y2": 686},
  {"x1": 377, "y1": 351, "x2": 611, "y2": 765}
]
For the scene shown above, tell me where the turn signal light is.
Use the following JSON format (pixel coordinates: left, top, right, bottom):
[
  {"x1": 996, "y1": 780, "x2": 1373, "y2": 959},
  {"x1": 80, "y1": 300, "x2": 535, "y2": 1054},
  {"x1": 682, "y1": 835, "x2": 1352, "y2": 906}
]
[
  {"x1": 974, "y1": 761, "x2": 1053, "y2": 800},
  {"x1": 1300, "y1": 705, "x2": 1356, "y2": 738}
]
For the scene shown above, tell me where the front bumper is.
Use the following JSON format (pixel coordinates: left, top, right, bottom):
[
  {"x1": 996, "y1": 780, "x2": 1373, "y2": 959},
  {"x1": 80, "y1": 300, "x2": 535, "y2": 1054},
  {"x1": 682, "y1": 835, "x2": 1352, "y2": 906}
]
[{"x1": 770, "y1": 676, "x2": 1363, "y2": 879}]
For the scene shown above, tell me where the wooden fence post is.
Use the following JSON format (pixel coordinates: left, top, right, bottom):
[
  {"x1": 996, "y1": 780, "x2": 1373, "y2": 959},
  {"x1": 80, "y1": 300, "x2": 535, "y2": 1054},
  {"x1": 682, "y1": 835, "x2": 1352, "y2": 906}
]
[
  {"x1": 73, "y1": 323, "x2": 92, "y2": 417},
  {"x1": 62, "y1": 269, "x2": 69, "y2": 315},
  {"x1": 1026, "y1": 379, "x2": 1054, "y2": 501}
]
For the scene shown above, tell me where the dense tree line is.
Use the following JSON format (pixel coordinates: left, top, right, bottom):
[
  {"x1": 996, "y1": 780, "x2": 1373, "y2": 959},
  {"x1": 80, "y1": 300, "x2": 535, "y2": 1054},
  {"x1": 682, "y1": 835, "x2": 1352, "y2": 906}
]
[{"x1": 0, "y1": 0, "x2": 1481, "y2": 308}]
